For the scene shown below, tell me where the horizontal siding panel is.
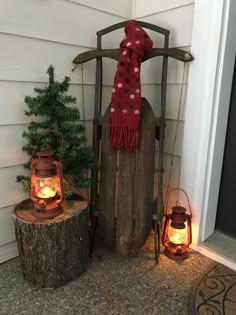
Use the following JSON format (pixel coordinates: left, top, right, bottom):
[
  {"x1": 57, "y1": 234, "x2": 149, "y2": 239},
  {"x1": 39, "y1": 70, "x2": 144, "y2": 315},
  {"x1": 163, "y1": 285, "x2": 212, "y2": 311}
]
[
  {"x1": 0, "y1": 59, "x2": 118, "y2": 86},
  {"x1": 137, "y1": 4, "x2": 194, "y2": 48},
  {"x1": 0, "y1": 125, "x2": 27, "y2": 168},
  {"x1": 141, "y1": 84, "x2": 187, "y2": 120},
  {"x1": 135, "y1": 0, "x2": 194, "y2": 18},
  {"x1": 141, "y1": 55, "x2": 190, "y2": 85},
  {"x1": 0, "y1": 82, "x2": 32, "y2": 125},
  {"x1": 0, "y1": 80, "x2": 188, "y2": 126},
  {"x1": 0, "y1": 33, "x2": 97, "y2": 84},
  {"x1": 0, "y1": 0, "x2": 125, "y2": 47},
  {"x1": 0, "y1": 206, "x2": 16, "y2": 246},
  {"x1": 154, "y1": 154, "x2": 181, "y2": 198},
  {"x1": 0, "y1": 81, "x2": 95, "y2": 125},
  {"x1": 67, "y1": 0, "x2": 132, "y2": 18},
  {"x1": 0, "y1": 33, "x2": 191, "y2": 85},
  {"x1": 163, "y1": 120, "x2": 184, "y2": 156},
  {"x1": 0, "y1": 165, "x2": 28, "y2": 209},
  {"x1": 0, "y1": 120, "x2": 93, "y2": 168},
  {"x1": 163, "y1": 154, "x2": 181, "y2": 188},
  {"x1": 0, "y1": 64, "x2": 90, "y2": 85},
  {"x1": 0, "y1": 56, "x2": 191, "y2": 85}
]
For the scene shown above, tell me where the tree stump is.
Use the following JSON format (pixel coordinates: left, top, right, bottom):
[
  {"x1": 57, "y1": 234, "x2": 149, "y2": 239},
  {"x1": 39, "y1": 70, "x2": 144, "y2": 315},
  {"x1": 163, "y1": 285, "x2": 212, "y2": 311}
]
[{"x1": 12, "y1": 199, "x2": 89, "y2": 288}]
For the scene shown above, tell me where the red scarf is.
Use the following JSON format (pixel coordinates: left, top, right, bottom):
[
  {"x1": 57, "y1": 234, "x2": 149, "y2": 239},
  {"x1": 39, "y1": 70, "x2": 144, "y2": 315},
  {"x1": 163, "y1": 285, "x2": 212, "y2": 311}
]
[{"x1": 109, "y1": 20, "x2": 153, "y2": 152}]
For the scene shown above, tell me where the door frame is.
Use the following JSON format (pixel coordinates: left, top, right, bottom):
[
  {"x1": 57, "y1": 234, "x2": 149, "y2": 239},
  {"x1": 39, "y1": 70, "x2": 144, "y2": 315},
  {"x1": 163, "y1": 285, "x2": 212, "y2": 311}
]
[{"x1": 180, "y1": 0, "x2": 236, "y2": 259}]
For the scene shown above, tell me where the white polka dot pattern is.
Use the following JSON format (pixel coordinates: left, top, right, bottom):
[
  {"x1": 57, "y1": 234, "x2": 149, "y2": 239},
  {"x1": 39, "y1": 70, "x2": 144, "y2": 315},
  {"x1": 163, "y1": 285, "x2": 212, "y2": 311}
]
[{"x1": 109, "y1": 20, "x2": 153, "y2": 151}]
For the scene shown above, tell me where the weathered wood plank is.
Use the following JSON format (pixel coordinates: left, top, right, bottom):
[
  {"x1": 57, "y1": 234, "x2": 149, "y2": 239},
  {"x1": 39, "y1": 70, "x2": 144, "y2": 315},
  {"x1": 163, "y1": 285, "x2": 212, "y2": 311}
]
[
  {"x1": 133, "y1": 98, "x2": 156, "y2": 250},
  {"x1": 98, "y1": 105, "x2": 117, "y2": 248},
  {"x1": 116, "y1": 150, "x2": 136, "y2": 255}
]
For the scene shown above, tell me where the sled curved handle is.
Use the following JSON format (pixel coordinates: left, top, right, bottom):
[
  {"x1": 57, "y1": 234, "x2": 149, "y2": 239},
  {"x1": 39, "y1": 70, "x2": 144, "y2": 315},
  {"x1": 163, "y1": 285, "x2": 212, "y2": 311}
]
[{"x1": 73, "y1": 48, "x2": 193, "y2": 65}]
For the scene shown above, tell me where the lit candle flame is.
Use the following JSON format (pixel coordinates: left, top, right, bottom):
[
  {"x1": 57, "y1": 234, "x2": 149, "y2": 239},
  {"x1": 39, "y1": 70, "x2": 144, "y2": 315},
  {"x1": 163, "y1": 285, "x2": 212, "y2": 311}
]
[
  {"x1": 168, "y1": 225, "x2": 188, "y2": 244},
  {"x1": 37, "y1": 187, "x2": 56, "y2": 198}
]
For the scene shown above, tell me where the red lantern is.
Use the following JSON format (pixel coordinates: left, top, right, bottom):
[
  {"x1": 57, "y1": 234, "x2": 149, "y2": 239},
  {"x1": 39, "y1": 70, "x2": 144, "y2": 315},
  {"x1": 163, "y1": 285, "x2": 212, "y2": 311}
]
[
  {"x1": 30, "y1": 131, "x2": 64, "y2": 219},
  {"x1": 162, "y1": 188, "x2": 192, "y2": 260}
]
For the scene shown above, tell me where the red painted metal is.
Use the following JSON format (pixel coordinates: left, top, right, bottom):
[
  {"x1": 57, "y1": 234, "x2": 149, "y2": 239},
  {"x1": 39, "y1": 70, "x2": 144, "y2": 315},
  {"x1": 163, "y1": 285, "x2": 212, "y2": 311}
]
[
  {"x1": 30, "y1": 151, "x2": 64, "y2": 219},
  {"x1": 162, "y1": 188, "x2": 192, "y2": 260}
]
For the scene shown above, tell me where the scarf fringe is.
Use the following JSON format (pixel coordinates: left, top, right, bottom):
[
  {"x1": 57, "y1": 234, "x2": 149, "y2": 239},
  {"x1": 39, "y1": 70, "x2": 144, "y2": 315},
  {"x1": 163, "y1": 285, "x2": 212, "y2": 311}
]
[{"x1": 109, "y1": 126, "x2": 138, "y2": 152}]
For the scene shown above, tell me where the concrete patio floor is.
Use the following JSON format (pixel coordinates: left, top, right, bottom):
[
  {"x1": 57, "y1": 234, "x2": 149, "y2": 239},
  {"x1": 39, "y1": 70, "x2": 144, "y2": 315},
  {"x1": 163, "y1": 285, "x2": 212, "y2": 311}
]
[{"x1": 0, "y1": 233, "x2": 213, "y2": 315}]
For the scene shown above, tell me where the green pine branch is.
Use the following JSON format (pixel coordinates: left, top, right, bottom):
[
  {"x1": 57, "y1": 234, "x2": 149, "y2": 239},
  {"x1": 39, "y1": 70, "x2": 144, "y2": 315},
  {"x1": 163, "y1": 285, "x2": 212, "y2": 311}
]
[{"x1": 17, "y1": 65, "x2": 97, "y2": 197}]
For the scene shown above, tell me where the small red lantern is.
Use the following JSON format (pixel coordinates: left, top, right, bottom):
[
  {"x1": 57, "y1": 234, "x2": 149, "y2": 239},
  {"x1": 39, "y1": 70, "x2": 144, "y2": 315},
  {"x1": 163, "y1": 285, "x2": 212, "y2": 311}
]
[
  {"x1": 162, "y1": 188, "x2": 192, "y2": 260},
  {"x1": 30, "y1": 131, "x2": 64, "y2": 219}
]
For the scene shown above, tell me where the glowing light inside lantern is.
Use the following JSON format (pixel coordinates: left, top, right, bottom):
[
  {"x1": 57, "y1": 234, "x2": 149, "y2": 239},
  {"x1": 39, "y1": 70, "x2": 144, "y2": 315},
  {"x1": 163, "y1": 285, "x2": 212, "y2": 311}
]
[
  {"x1": 168, "y1": 222, "x2": 188, "y2": 244},
  {"x1": 35, "y1": 176, "x2": 59, "y2": 199}
]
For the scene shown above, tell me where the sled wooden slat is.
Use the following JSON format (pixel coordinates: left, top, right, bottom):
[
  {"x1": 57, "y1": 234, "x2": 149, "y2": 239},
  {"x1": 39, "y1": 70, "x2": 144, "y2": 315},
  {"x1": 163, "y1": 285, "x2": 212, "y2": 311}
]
[
  {"x1": 133, "y1": 99, "x2": 156, "y2": 250},
  {"x1": 98, "y1": 98, "x2": 155, "y2": 254},
  {"x1": 116, "y1": 149, "x2": 136, "y2": 255},
  {"x1": 99, "y1": 106, "x2": 117, "y2": 248}
]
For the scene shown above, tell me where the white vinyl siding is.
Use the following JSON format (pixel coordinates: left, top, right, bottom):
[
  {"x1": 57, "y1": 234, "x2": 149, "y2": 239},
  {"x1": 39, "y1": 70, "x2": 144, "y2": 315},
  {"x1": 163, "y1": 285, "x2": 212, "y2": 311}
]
[{"x1": 134, "y1": 1, "x2": 194, "y2": 193}]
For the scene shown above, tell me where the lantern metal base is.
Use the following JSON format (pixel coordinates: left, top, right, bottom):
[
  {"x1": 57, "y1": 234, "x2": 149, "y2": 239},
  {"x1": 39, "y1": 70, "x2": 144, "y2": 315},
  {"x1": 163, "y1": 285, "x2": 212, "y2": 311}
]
[
  {"x1": 164, "y1": 245, "x2": 188, "y2": 260},
  {"x1": 33, "y1": 201, "x2": 63, "y2": 219}
]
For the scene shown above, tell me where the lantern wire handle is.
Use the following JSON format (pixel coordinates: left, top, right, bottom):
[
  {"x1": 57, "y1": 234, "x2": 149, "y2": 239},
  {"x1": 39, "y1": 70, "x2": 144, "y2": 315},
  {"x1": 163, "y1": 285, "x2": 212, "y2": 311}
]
[
  {"x1": 164, "y1": 187, "x2": 192, "y2": 217},
  {"x1": 31, "y1": 129, "x2": 64, "y2": 162}
]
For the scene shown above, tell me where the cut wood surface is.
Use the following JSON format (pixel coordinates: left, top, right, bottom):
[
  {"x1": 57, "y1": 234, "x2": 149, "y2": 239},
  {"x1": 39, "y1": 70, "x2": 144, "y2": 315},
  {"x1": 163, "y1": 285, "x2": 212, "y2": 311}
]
[{"x1": 13, "y1": 199, "x2": 89, "y2": 288}]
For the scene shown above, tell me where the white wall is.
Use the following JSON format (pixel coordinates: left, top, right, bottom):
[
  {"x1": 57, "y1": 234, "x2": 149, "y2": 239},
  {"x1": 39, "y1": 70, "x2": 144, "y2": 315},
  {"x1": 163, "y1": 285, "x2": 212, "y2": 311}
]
[
  {"x1": 133, "y1": 0, "x2": 195, "y2": 201},
  {"x1": 0, "y1": 0, "x2": 132, "y2": 263}
]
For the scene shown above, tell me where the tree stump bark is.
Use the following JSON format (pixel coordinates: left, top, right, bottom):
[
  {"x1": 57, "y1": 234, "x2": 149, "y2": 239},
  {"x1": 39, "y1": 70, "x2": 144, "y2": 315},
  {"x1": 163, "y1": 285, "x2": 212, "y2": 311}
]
[{"x1": 12, "y1": 199, "x2": 89, "y2": 288}]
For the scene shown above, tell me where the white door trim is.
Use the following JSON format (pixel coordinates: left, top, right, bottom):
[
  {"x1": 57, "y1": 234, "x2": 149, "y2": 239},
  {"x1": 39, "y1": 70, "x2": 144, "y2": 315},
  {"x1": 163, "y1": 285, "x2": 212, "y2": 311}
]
[{"x1": 180, "y1": 0, "x2": 236, "y2": 246}]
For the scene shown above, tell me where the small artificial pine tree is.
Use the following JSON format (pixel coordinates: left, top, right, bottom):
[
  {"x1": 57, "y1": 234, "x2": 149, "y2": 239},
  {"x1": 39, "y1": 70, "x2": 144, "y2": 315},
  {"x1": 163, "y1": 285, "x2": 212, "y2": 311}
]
[{"x1": 16, "y1": 65, "x2": 97, "y2": 197}]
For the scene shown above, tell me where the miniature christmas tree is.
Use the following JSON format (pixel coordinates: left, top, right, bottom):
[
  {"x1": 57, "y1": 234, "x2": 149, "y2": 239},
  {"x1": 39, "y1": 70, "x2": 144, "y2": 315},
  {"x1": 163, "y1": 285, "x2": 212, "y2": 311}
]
[{"x1": 16, "y1": 65, "x2": 97, "y2": 197}]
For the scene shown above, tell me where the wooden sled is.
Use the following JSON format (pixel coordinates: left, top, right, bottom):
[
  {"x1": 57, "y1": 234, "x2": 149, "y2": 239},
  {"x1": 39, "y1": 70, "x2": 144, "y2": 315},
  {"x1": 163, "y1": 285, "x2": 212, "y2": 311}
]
[{"x1": 73, "y1": 21, "x2": 193, "y2": 261}]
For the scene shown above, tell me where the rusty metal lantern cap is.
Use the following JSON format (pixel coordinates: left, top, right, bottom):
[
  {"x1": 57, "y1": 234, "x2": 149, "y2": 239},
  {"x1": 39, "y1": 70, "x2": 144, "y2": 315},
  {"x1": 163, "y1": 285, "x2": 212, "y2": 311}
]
[
  {"x1": 164, "y1": 188, "x2": 192, "y2": 217},
  {"x1": 36, "y1": 152, "x2": 54, "y2": 158},
  {"x1": 170, "y1": 205, "x2": 187, "y2": 229},
  {"x1": 172, "y1": 205, "x2": 186, "y2": 214}
]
